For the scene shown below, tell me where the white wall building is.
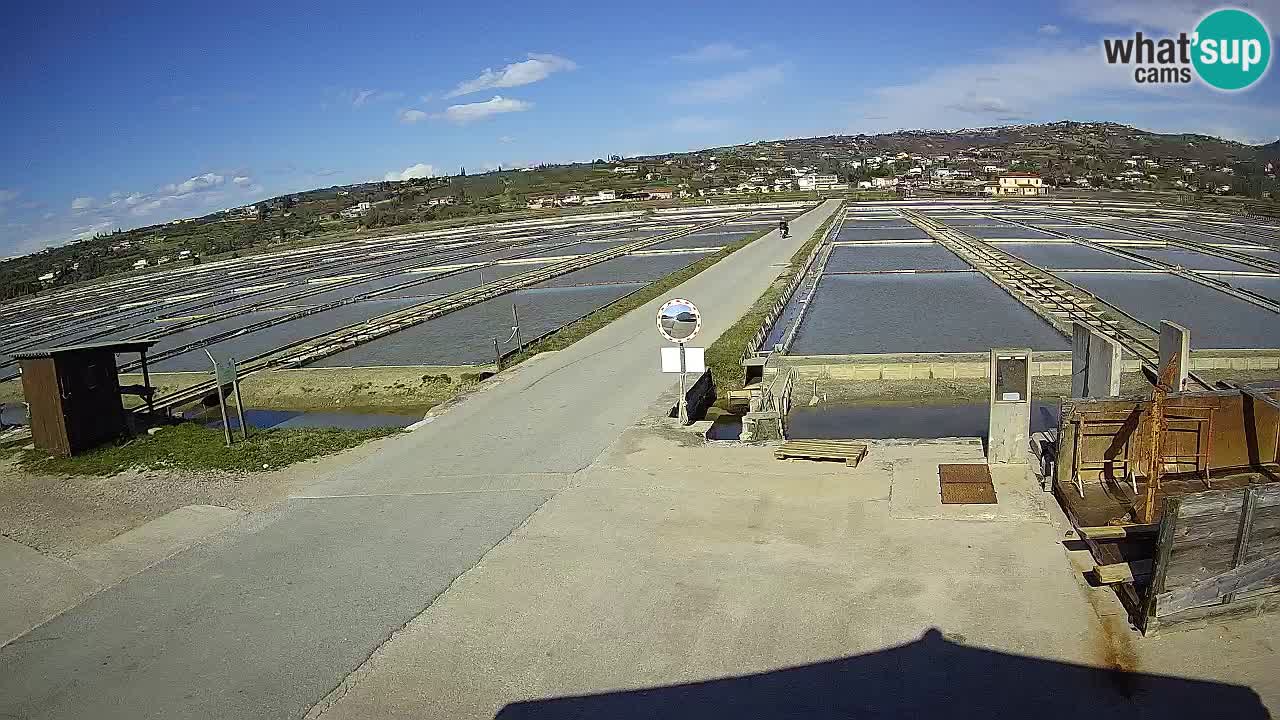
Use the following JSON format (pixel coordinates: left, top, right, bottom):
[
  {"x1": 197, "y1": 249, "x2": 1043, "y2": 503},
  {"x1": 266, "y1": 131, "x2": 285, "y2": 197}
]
[{"x1": 985, "y1": 173, "x2": 1048, "y2": 197}]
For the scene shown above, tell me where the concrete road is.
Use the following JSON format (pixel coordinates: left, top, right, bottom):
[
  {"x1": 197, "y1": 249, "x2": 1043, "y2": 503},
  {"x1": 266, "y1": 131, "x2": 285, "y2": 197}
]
[{"x1": 0, "y1": 199, "x2": 841, "y2": 720}]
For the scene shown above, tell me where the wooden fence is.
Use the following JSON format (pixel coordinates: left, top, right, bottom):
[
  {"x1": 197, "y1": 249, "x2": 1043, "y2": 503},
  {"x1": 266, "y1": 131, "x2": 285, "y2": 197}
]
[{"x1": 1142, "y1": 485, "x2": 1280, "y2": 633}]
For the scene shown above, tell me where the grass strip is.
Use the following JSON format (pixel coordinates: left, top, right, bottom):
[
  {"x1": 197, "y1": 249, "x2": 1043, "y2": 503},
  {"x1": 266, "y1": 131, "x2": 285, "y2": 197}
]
[
  {"x1": 504, "y1": 226, "x2": 776, "y2": 364},
  {"x1": 703, "y1": 208, "x2": 839, "y2": 393},
  {"x1": 19, "y1": 423, "x2": 401, "y2": 476}
]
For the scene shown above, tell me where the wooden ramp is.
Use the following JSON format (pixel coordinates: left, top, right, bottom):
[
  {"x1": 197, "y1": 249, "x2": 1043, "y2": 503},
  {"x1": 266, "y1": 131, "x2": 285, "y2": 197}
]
[{"x1": 775, "y1": 440, "x2": 867, "y2": 467}]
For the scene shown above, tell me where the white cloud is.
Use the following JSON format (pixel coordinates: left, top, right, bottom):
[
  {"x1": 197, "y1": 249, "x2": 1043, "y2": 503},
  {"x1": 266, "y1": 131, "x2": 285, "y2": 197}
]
[
  {"x1": 946, "y1": 92, "x2": 1021, "y2": 116},
  {"x1": 857, "y1": 45, "x2": 1138, "y2": 132},
  {"x1": 498, "y1": 135, "x2": 514, "y2": 143},
  {"x1": 445, "y1": 53, "x2": 576, "y2": 98},
  {"x1": 670, "y1": 64, "x2": 786, "y2": 103},
  {"x1": 165, "y1": 172, "x2": 225, "y2": 196},
  {"x1": 3, "y1": 169, "x2": 275, "y2": 256},
  {"x1": 398, "y1": 108, "x2": 428, "y2": 124},
  {"x1": 1039, "y1": 24, "x2": 1061, "y2": 35},
  {"x1": 846, "y1": 38, "x2": 1279, "y2": 143},
  {"x1": 348, "y1": 89, "x2": 404, "y2": 108},
  {"x1": 674, "y1": 42, "x2": 750, "y2": 63},
  {"x1": 439, "y1": 95, "x2": 532, "y2": 124},
  {"x1": 71, "y1": 219, "x2": 115, "y2": 241},
  {"x1": 1065, "y1": 0, "x2": 1278, "y2": 35},
  {"x1": 384, "y1": 163, "x2": 437, "y2": 182}
]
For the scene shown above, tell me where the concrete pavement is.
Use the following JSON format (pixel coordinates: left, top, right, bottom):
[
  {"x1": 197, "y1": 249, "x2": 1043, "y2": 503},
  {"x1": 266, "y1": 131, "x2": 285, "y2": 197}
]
[
  {"x1": 0, "y1": 199, "x2": 842, "y2": 720},
  {"x1": 308, "y1": 409, "x2": 1280, "y2": 719}
]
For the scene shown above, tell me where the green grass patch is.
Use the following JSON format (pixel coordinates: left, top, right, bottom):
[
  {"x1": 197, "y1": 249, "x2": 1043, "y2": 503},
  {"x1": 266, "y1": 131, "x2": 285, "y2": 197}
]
[
  {"x1": 19, "y1": 422, "x2": 401, "y2": 476},
  {"x1": 703, "y1": 208, "x2": 840, "y2": 393},
  {"x1": 504, "y1": 226, "x2": 776, "y2": 364}
]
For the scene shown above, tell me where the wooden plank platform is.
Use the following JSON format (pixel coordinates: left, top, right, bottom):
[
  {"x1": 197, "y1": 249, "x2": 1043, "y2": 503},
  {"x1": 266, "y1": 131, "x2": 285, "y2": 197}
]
[
  {"x1": 1075, "y1": 524, "x2": 1158, "y2": 540},
  {"x1": 775, "y1": 440, "x2": 868, "y2": 467},
  {"x1": 1093, "y1": 559, "x2": 1154, "y2": 585}
]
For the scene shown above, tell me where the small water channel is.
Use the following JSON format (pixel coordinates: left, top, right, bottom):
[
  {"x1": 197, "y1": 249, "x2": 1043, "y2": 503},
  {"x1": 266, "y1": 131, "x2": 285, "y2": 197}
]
[{"x1": 786, "y1": 401, "x2": 1061, "y2": 440}]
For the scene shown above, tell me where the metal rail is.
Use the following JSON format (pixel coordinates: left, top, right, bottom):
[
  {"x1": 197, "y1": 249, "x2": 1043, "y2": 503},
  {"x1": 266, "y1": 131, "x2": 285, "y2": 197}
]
[
  {"x1": 899, "y1": 209, "x2": 1195, "y2": 383},
  {"x1": 139, "y1": 211, "x2": 761, "y2": 414},
  {"x1": 0, "y1": 217, "x2": 633, "y2": 366},
  {"x1": 0, "y1": 219, "x2": 648, "y2": 384},
  {"x1": 977, "y1": 208, "x2": 1280, "y2": 317},
  {"x1": 1031, "y1": 208, "x2": 1280, "y2": 274}
]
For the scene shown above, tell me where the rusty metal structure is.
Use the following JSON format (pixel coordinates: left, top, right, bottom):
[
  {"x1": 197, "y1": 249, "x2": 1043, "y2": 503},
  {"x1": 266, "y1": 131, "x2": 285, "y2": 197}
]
[
  {"x1": 1056, "y1": 379, "x2": 1280, "y2": 632},
  {"x1": 14, "y1": 340, "x2": 158, "y2": 456}
]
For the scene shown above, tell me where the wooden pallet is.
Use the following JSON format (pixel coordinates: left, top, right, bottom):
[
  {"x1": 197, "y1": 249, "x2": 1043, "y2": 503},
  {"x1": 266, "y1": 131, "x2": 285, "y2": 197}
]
[{"x1": 775, "y1": 440, "x2": 867, "y2": 467}]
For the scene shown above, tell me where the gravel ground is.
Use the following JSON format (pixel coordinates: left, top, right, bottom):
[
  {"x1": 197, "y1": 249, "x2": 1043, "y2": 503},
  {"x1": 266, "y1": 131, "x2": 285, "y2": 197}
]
[{"x1": 0, "y1": 427, "x2": 406, "y2": 560}]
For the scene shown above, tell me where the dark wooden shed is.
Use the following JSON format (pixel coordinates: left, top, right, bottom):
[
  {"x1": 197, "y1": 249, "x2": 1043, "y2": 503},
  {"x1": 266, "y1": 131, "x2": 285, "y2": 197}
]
[{"x1": 14, "y1": 340, "x2": 159, "y2": 456}]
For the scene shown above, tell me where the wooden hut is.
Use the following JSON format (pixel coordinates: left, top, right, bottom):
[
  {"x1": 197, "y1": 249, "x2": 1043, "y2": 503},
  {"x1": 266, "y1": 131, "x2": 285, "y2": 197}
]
[{"x1": 14, "y1": 340, "x2": 159, "y2": 456}]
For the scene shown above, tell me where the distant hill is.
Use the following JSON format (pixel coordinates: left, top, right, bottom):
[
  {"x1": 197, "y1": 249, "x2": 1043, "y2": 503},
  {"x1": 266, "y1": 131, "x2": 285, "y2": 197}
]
[{"x1": 2, "y1": 120, "x2": 1276, "y2": 301}]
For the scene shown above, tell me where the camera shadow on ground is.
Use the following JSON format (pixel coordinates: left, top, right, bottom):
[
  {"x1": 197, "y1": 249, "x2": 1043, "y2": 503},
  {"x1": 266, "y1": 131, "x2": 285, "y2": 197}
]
[{"x1": 496, "y1": 627, "x2": 1268, "y2": 720}]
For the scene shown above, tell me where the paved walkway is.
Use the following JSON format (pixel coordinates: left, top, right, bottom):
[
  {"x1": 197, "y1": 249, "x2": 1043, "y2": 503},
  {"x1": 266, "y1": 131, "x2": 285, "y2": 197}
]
[{"x1": 0, "y1": 200, "x2": 842, "y2": 720}]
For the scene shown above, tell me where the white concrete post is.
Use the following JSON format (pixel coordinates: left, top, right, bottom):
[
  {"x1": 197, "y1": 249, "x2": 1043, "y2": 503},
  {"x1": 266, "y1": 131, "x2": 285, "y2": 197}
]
[
  {"x1": 989, "y1": 348, "x2": 1032, "y2": 465},
  {"x1": 1159, "y1": 320, "x2": 1190, "y2": 391},
  {"x1": 1071, "y1": 323, "x2": 1122, "y2": 398}
]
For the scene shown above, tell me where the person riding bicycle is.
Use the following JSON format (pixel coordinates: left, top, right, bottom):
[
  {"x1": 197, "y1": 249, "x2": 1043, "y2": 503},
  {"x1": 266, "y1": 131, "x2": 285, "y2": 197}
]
[{"x1": 778, "y1": 220, "x2": 789, "y2": 238}]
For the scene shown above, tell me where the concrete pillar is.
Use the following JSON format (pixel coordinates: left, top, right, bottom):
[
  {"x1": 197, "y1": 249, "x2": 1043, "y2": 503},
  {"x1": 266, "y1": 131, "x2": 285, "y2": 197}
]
[
  {"x1": 1159, "y1": 320, "x2": 1190, "y2": 391},
  {"x1": 1071, "y1": 323, "x2": 1122, "y2": 398},
  {"x1": 989, "y1": 348, "x2": 1032, "y2": 464}
]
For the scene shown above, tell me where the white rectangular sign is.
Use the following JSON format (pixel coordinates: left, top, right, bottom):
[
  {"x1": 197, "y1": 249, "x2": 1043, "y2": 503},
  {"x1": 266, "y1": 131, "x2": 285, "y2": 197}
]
[{"x1": 661, "y1": 346, "x2": 705, "y2": 373}]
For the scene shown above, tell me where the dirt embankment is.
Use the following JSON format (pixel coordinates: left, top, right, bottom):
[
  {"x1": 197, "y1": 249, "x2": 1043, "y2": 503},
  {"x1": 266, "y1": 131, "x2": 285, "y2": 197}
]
[{"x1": 2, "y1": 366, "x2": 486, "y2": 414}]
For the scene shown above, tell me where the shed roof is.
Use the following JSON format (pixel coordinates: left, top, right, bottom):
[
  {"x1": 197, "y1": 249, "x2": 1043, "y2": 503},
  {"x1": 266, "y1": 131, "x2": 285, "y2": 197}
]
[{"x1": 12, "y1": 339, "x2": 160, "y2": 360}]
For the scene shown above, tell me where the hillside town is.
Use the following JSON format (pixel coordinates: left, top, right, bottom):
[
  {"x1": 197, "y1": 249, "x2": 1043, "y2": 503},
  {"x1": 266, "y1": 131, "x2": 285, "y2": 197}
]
[{"x1": 2, "y1": 122, "x2": 1277, "y2": 300}]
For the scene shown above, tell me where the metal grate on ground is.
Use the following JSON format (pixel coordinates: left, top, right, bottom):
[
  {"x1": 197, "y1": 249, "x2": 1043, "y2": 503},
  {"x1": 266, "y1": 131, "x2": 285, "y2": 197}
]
[{"x1": 938, "y1": 463, "x2": 998, "y2": 505}]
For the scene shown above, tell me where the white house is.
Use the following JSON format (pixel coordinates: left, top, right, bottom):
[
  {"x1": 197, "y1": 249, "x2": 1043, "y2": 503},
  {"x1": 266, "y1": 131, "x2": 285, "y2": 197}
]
[
  {"x1": 583, "y1": 189, "x2": 619, "y2": 205},
  {"x1": 987, "y1": 172, "x2": 1048, "y2": 196},
  {"x1": 340, "y1": 201, "x2": 373, "y2": 219},
  {"x1": 797, "y1": 173, "x2": 840, "y2": 191},
  {"x1": 38, "y1": 272, "x2": 56, "y2": 282},
  {"x1": 132, "y1": 259, "x2": 149, "y2": 269}
]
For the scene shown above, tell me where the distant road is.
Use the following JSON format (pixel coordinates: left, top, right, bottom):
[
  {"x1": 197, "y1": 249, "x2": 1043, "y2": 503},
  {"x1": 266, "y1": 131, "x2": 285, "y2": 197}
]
[{"x1": 0, "y1": 200, "x2": 841, "y2": 720}]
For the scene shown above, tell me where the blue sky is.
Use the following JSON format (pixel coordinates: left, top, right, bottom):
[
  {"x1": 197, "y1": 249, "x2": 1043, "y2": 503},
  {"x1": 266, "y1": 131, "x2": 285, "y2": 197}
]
[{"x1": 1, "y1": 0, "x2": 1277, "y2": 256}]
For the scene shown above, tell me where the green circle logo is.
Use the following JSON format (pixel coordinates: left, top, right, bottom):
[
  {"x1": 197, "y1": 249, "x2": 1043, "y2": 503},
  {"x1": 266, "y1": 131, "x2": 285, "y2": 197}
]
[{"x1": 1193, "y1": 8, "x2": 1271, "y2": 90}]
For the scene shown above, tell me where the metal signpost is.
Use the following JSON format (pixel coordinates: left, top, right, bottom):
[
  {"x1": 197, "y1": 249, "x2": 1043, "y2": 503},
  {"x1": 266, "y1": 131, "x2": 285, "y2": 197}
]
[
  {"x1": 206, "y1": 351, "x2": 248, "y2": 446},
  {"x1": 493, "y1": 304, "x2": 522, "y2": 371},
  {"x1": 657, "y1": 298, "x2": 704, "y2": 424}
]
